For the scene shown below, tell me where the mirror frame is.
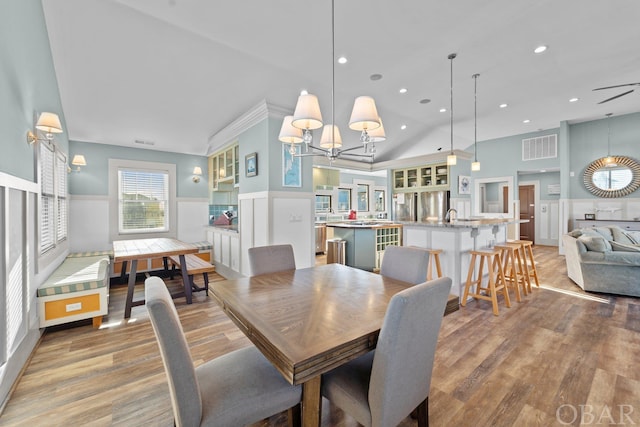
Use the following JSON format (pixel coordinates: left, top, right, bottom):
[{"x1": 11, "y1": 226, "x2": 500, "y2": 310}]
[
  {"x1": 583, "y1": 156, "x2": 640, "y2": 198},
  {"x1": 474, "y1": 176, "x2": 514, "y2": 217}
]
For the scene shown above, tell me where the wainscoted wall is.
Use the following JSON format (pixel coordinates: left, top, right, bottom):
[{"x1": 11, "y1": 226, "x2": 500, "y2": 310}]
[
  {"x1": 239, "y1": 191, "x2": 314, "y2": 277},
  {"x1": 568, "y1": 197, "x2": 640, "y2": 231},
  {"x1": 0, "y1": 173, "x2": 60, "y2": 408},
  {"x1": 69, "y1": 196, "x2": 209, "y2": 252}
]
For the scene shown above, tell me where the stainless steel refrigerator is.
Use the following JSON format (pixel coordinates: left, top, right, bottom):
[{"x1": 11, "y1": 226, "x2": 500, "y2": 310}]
[
  {"x1": 393, "y1": 190, "x2": 450, "y2": 222},
  {"x1": 392, "y1": 192, "x2": 418, "y2": 221},
  {"x1": 419, "y1": 190, "x2": 450, "y2": 221}
]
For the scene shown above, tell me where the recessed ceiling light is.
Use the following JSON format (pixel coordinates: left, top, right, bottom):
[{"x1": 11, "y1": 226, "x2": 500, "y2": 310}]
[
  {"x1": 400, "y1": 124, "x2": 407, "y2": 130},
  {"x1": 338, "y1": 56, "x2": 347, "y2": 64},
  {"x1": 399, "y1": 88, "x2": 407, "y2": 94},
  {"x1": 370, "y1": 73, "x2": 383, "y2": 81},
  {"x1": 439, "y1": 108, "x2": 446, "y2": 113},
  {"x1": 419, "y1": 98, "x2": 431, "y2": 104},
  {"x1": 300, "y1": 89, "x2": 308, "y2": 95},
  {"x1": 499, "y1": 103, "x2": 508, "y2": 108},
  {"x1": 523, "y1": 119, "x2": 531, "y2": 124},
  {"x1": 569, "y1": 97, "x2": 579, "y2": 103},
  {"x1": 534, "y1": 45, "x2": 547, "y2": 54}
]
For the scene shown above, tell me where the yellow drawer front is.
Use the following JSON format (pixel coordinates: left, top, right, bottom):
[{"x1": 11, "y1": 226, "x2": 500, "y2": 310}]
[
  {"x1": 151, "y1": 257, "x2": 165, "y2": 270},
  {"x1": 45, "y1": 294, "x2": 101, "y2": 320},
  {"x1": 195, "y1": 252, "x2": 211, "y2": 262}
]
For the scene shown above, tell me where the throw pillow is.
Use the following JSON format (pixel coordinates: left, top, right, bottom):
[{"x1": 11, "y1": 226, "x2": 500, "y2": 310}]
[
  {"x1": 611, "y1": 226, "x2": 634, "y2": 244},
  {"x1": 568, "y1": 229, "x2": 583, "y2": 238},
  {"x1": 594, "y1": 227, "x2": 614, "y2": 241},
  {"x1": 610, "y1": 241, "x2": 640, "y2": 252},
  {"x1": 577, "y1": 235, "x2": 612, "y2": 252},
  {"x1": 624, "y1": 231, "x2": 640, "y2": 245}
]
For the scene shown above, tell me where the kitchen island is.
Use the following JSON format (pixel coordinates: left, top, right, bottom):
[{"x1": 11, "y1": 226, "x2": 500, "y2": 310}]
[
  {"x1": 400, "y1": 218, "x2": 526, "y2": 298},
  {"x1": 327, "y1": 222, "x2": 402, "y2": 271}
]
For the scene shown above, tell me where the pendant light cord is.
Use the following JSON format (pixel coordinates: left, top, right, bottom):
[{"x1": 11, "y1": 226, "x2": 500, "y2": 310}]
[
  {"x1": 606, "y1": 113, "x2": 612, "y2": 157},
  {"x1": 449, "y1": 54, "x2": 455, "y2": 154},
  {"x1": 331, "y1": 0, "x2": 336, "y2": 148},
  {"x1": 473, "y1": 73, "x2": 479, "y2": 162}
]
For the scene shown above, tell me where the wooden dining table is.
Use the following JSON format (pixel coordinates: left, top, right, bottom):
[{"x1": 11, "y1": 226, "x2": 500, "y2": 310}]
[
  {"x1": 210, "y1": 263, "x2": 413, "y2": 427},
  {"x1": 112, "y1": 238, "x2": 198, "y2": 318}
]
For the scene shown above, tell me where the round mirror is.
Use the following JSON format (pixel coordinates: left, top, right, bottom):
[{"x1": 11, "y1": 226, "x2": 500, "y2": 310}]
[{"x1": 583, "y1": 156, "x2": 640, "y2": 198}]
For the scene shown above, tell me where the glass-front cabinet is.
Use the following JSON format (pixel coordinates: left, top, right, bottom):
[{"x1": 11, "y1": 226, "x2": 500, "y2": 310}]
[
  {"x1": 209, "y1": 143, "x2": 239, "y2": 191},
  {"x1": 393, "y1": 162, "x2": 449, "y2": 191}
]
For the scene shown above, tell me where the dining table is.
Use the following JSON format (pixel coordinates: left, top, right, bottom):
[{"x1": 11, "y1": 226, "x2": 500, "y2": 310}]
[
  {"x1": 210, "y1": 263, "x2": 413, "y2": 427},
  {"x1": 112, "y1": 238, "x2": 198, "y2": 318}
]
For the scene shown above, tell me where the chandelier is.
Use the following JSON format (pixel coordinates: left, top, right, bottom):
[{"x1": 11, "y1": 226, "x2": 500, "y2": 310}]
[{"x1": 278, "y1": 0, "x2": 385, "y2": 162}]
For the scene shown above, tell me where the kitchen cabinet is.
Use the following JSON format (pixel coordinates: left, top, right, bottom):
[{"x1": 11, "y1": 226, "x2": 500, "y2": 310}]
[
  {"x1": 207, "y1": 226, "x2": 240, "y2": 274},
  {"x1": 393, "y1": 163, "x2": 449, "y2": 191},
  {"x1": 209, "y1": 143, "x2": 239, "y2": 191},
  {"x1": 328, "y1": 223, "x2": 402, "y2": 271}
]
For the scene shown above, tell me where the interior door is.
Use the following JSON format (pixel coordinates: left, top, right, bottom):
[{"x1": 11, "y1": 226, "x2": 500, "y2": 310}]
[{"x1": 519, "y1": 185, "x2": 535, "y2": 243}]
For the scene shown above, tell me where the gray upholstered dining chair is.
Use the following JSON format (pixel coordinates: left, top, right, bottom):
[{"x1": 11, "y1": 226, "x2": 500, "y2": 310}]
[
  {"x1": 321, "y1": 276, "x2": 452, "y2": 427},
  {"x1": 145, "y1": 277, "x2": 301, "y2": 427},
  {"x1": 248, "y1": 244, "x2": 296, "y2": 276},
  {"x1": 380, "y1": 245, "x2": 431, "y2": 285}
]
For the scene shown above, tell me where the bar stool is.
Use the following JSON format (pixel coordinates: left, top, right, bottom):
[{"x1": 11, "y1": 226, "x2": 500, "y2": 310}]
[
  {"x1": 461, "y1": 249, "x2": 511, "y2": 316},
  {"x1": 426, "y1": 248, "x2": 443, "y2": 280},
  {"x1": 494, "y1": 243, "x2": 527, "y2": 302},
  {"x1": 509, "y1": 239, "x2": 539, "y2": 292}
]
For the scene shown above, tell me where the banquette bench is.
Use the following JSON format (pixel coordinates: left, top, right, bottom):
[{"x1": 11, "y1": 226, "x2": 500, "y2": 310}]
[{"x1": 37, "y1": 254, "x2": 111, "y2": 328}]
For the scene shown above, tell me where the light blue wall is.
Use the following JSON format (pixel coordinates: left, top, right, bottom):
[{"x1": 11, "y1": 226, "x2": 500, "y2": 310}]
[
  {"x1": 340, "y1": 172, "x2": 387, "y2": 186},
  {"x1": 0, "y1": 0, "x2": 68, "y2": 180},
  {"x1": 237, "y1": 117, "x2": 313, "y2": 194},
  {"x1": 520, "y1": 171, "x2": 561, "y2": 201},
  {"x1": 68, "y1": 140, "x2": 208, "y2": 198},
  {"x1": 567, "y1": 112, "x2": 639, "y2": 199}
]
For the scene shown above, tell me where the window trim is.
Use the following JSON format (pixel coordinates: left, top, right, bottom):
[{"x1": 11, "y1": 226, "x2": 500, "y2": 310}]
[{"x1": 108, "y1": 159, "x2": 176, "y2": 242}]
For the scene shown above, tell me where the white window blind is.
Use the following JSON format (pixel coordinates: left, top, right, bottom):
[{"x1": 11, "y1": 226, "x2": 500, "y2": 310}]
[
  {"x1": 40, "y1": 143, "x2": 55, "y2": 254},
  {"x1": 56, "y1": 151, "x2": 68, "y2": 243},
  {"x1": 118, "y1": 169, "x2": 169, "y2": 233}
]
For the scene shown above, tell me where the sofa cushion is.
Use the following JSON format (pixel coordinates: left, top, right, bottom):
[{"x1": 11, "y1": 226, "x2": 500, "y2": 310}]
[
  {"x1": 577, "y1": 235, "x2": 611, "y2": 252},
  {"x1": 568, "y1": 229, "x2": 583, "y2": 238},
  {"x1": 610, "y1": 241, "x2": 640, "y2": 252},
  {"x1": 610, "y1": 226, "x2": 634, "y2": 244}
]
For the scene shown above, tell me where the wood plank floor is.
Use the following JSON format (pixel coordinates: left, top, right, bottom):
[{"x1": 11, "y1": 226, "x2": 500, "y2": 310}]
[{"x1": 2, "y1": 246, "x2": 640, "y2": 426}]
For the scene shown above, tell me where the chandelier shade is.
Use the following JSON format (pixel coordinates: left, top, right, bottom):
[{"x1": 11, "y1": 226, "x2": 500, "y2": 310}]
[
  {"x1": 367, "y1": 118, "x2": 386, "y2": 142},
  {"x1": 319, "y1": 124, "x2": 343, "y2": 148},
  {"x1": 291, "y1": 94, "x2": 323, "y2": 131},
  {"x1": 278, "y1": 115, "x2": 303, "y2": 144},
  {"x1": 348, "y1": 96, "x2": 381, "y2": 131}
]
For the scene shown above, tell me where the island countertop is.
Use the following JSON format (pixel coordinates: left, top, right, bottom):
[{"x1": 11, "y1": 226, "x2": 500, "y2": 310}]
[
  {"x1": 398, "y1": 218, "x2": 527, "y2": 229},
  {"x1": 326, "y1": 221, "x2": 403, "y2": 229}
]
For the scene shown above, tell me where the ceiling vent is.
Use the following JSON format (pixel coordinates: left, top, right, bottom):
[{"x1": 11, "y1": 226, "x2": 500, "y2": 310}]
[
  {"x1": 134, "y1": 139, "x2": 155, "y2": 146},
  {"x1": 522, "y1": 134, "x2": 557, "y2": 161}
]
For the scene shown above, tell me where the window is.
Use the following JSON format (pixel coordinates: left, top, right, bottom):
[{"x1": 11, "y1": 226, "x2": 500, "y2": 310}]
[
  {"x1": 315, "y1": 195, "x2": 331, "y2": 212},
  {"x1": 118, "y1": 169, "x2": 169, "y2": 233},
  {"x1": 374, "y1": 189, "x2": 385, "y2": 212},
  {"x1": 357, "y1": 184, "x2": 369, "y2": 211},
  {"x1": 337, "y1": 188, "x2": 351, "y2": 211},
  {"x1": 39, "y1": 142, "x2": 67, "y2": 254}
]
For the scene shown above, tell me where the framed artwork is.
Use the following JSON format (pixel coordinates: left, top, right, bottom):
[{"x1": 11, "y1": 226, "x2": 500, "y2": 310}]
[
  {"x1": 458, "y1": 175, "x2": 471, "y2": 195},
  {"x1": 245, "y1": 152, "x2": 257, "y2": 177},
  {"x1": 584, "y1": 213, "x2": 596, "y2": 220},
  {"x1": 283, "y1": 144, "x2": 302, "y2": 187}
]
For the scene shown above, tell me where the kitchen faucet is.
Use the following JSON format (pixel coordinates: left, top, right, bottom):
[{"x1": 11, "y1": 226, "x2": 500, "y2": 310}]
[{"x1": 445, "y1": 208, "x2": 457, "y2": 222}]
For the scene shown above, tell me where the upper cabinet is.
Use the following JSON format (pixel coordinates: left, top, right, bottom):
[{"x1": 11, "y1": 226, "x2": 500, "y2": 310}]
[
  {"x1": 393, "y1": 163, "x2": 449, "y2": 191},
  {"x1": 209, "y1": 143, "x2": 239, "y2": 191}
]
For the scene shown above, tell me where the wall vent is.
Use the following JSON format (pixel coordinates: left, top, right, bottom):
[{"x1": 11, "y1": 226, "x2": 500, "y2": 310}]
[{"x1": 522, "y1": 134, "x2": 557, "y2": 161}]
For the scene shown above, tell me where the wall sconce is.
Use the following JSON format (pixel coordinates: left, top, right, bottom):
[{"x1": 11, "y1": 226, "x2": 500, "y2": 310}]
[
  {"x1": 27, "y1": 112, "x2": 63, "y2": 144},
  {"x1": 69, "y1": 154, "x2": 87, "y2": 173},
  {"x1": 192, "y1": 166, "x2": 203, "y2": 183}
]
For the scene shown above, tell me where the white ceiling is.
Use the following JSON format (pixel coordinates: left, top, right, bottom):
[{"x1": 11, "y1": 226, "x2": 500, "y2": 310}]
[{"x1": 42, "y1": 0, "x2": 640, "y2": 163}]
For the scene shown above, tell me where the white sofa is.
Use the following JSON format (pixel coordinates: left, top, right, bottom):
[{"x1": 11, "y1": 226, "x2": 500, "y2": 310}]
[{"x1": 563, "y1": 225, "x2": 640, "y2": 297}]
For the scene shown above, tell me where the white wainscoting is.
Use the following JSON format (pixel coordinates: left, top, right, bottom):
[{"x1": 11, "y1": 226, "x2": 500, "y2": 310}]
[
  {"x1": 0, "y1": 173, "x2": 43, "y2": 408},
  {"x1": 69, "y1": 196, "x2": 208, "y2": 252}
]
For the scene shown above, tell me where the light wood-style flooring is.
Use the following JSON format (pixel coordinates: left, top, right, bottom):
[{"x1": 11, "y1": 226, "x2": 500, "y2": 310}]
[{"x1": 2, "y1": 246, "x2": 640, "y2": 426}]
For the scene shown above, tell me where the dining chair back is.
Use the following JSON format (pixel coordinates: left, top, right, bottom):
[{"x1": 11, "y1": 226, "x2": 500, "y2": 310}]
[
  {"x1": 380, "y1": 245, "x2": 431, "y2": 284},
  {"x1": 321, "y1": 276, "x2": 452, "y2": 427},
  {"x1": 248, "y1": 244, "x2": 296, "y2": 276},
  {"x1": 145, "y1": 277, "x2": 301, "y2": 427}
]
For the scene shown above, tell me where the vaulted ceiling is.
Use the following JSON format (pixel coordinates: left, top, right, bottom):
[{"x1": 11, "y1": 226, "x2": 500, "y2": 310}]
[{"x1": 42, "y1": 0, "x2": 640, "y2": 162}]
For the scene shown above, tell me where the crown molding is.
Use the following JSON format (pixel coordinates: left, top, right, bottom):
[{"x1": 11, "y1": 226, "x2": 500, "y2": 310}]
[{"x1": 207, "y1": 99, "x2": 291, "y2": 155}]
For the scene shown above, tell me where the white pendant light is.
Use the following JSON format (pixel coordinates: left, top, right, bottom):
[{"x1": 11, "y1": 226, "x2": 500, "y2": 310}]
[
  {"x1": 471, "y1": 73, "x2": 481, "y2": 172},
  {"x1": 447, "y1": 53, "x2": 457, "y2": 166}
]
